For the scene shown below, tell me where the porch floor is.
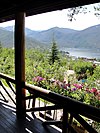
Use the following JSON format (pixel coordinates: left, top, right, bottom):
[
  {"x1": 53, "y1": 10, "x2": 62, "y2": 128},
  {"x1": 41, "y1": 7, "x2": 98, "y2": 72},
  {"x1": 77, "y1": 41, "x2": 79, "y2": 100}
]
[{"x1": 0, "y1": 101, "x2": 61, "y2": 133}]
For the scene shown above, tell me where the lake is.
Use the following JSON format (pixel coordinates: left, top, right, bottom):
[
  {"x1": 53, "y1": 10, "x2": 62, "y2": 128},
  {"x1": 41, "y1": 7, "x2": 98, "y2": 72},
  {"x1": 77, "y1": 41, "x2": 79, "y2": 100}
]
[{"x1": 60, "y1": 48, "x2": 100, "y2": 59}]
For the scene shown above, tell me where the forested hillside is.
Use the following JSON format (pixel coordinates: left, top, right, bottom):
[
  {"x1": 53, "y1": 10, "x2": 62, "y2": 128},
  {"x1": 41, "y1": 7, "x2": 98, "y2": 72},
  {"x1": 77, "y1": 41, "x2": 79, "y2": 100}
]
[
  {"x1": 1, "y1": 24, "x2": 100, "y2": 50},
  {"x1": 0, "y1": 27, "x2": 46, "y2": 49}
]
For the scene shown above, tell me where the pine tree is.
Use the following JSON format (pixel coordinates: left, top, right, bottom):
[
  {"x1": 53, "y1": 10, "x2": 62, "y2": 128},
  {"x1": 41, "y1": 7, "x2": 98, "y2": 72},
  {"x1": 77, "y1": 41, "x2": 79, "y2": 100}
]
[{"x1": 49, "y1": 40, "x2": 59, "y2": 64}]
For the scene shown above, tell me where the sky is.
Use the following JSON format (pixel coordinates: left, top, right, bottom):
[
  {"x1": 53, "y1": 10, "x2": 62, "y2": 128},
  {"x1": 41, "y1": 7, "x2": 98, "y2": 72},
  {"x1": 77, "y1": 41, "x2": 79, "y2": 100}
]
[{"x1": 0, "y1": 2, "x2": 100, "y2": 31}]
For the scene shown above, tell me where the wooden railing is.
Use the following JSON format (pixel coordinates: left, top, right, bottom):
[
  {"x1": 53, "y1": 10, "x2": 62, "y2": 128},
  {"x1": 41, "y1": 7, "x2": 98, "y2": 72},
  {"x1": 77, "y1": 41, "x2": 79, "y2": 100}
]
[{"x1": 0, "y1": 72, "x2": 100, "y2": 133}]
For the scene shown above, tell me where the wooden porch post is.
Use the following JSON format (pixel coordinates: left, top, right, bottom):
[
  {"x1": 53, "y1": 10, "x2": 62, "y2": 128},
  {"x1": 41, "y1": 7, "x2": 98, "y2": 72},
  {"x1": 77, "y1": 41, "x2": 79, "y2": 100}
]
[
  {"x1": 15, "y1": 12, "x2": 26, "y2": 118},
  {"x1": 62, "y1": 108, "x2": 68, "y2": 133}
]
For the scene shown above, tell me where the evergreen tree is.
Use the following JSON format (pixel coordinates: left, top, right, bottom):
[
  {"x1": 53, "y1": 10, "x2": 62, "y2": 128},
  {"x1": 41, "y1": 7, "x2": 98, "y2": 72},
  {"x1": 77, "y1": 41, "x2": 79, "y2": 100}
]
[{"x1": 49, "y1": 40, "x2": 59, "y2": 64}]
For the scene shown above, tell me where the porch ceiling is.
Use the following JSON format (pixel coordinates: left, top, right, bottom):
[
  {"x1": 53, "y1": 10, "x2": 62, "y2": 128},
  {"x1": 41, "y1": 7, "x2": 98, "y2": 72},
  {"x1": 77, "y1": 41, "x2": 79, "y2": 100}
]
[{"x1": 0, "y1": 0, "x2": 100, "y2": 23}]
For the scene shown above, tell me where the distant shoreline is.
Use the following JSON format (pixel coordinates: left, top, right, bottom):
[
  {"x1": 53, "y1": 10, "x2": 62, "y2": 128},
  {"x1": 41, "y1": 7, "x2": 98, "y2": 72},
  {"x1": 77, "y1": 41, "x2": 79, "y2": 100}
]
[{"x1": 60, "y1": 48, "x2": 100, "y2": 60}]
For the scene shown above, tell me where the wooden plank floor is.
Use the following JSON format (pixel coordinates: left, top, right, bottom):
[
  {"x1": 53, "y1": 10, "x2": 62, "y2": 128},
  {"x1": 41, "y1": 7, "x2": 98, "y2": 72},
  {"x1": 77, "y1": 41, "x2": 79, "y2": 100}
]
[{"x1": 0, "y1": 101, "x2": 61, "y2": 133}]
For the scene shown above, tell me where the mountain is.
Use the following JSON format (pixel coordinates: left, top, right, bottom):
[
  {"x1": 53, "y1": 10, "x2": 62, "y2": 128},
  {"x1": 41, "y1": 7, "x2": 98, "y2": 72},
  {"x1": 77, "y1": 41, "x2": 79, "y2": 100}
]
[
  {"x1": 4, "y1": 26, "x2": 39, "y2": 36},
  {"x1": 72, "y1": 25, "x2": 100, "y2": 49},
  {"x1": 24, "y1": 27, "x2": 78, "y2": 46},
  {"x1": 0, "y1": 27, "x2": 46, "y2": 48},
  {"x1": 1, "y1": 24, "x2": 100, "y2": 50},
  {"x1": 4, "y1": 26, "x2": 79, "y2": 47},
  {"x1": 0, "y1": 27, "x2": 14, "y2": 47},
  {"x1": 4, "y1": 26, "x2": 14, "y2": 31}
]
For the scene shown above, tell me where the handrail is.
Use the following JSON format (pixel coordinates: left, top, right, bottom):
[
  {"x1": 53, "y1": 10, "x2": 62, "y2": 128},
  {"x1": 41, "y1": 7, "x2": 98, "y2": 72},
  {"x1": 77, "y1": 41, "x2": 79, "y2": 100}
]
[
  {"x1": 0, "y1": 73, "x2": 15, "y2": 84},
  {"x1": 25, "y1": 83, "x2": 100, "y2": 122}
]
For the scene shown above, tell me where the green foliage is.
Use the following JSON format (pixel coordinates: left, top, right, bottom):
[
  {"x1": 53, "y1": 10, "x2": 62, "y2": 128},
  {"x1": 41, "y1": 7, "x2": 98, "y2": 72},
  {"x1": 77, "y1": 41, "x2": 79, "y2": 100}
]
[
  {"x1": 1, "y1": 45, "x2": 100, "y2": 108},
  {"x1": 67, "y1": 6, "x2": 87, "y2": 21},
  {"x1": 93, "y1": 66, "x2": 100, "y2": 80},
  {"x1": 67, "y1": 3, "x2": 100, "y2": 21},
  {"x1": 0, "y1": 47, "x2": 14, "y2": 76},
  {"x1": 71, "y1": 59, "x2": 94, "y2": 79},
  {"x1": 25, "y1": 48, "x2": 67, "y2": 83}
]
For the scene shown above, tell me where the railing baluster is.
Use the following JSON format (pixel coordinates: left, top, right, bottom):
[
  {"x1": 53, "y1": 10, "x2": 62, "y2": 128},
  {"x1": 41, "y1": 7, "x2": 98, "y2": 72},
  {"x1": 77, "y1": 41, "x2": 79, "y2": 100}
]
[
  {"x1": 6, "y1": 80, "x2": 16, "y2": 95},
  {"x1": 0, "y1": 91, "x2": 8, "y2": 102},
  {"x1": 28, "y1": 93, "x2": 32, "y2": 108},
  {"x1": 72, "y1": 113, "x2": 98, "y2": 133},
  {"x1": 0, "y1": 80, "x2": 16, "y2": 105}
]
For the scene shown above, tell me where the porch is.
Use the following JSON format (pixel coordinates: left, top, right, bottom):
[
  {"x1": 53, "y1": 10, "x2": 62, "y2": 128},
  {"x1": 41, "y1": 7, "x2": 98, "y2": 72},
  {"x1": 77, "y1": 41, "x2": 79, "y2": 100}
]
[
  {"x1": 0, "y1": 101, "x2": 60, "y2": 133},
  {"x1": 0, "y1": 1, "x2": 100, "y2": 133}
]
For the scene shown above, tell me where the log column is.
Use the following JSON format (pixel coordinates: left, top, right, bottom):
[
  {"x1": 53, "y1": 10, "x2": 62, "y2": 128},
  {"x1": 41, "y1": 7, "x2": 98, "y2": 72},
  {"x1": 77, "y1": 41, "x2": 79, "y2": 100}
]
[
  {"x1": 15, "y1": 12, "x2": 26, "y2": 118},
  {"x1": 62, "y1": 108, "x2": 68, "y2": 133}
]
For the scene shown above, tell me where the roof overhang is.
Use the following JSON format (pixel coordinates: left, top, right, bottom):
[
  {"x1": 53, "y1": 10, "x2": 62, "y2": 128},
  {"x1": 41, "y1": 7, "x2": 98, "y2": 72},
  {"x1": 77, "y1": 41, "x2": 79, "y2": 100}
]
[{"x1": 0, "y1": 0, "x2": 100, "y2": 23}]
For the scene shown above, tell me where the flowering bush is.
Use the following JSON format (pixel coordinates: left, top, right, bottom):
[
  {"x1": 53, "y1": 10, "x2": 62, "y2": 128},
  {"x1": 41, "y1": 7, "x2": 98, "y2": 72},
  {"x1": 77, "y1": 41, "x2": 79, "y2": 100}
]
[
  {"x1": 32, "y1": 76, "x2": 48, "y2": 89},
  {"x1": 32, "y1": 76, "x2": 100, "y2": 108}
]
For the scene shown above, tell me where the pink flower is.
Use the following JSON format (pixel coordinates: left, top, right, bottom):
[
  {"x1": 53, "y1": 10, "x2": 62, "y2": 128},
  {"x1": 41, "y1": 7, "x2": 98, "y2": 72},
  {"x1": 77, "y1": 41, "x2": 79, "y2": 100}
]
[
  {"x1": 90, "y1": 88, "x2": 97, "y2": 93},
  {"x1": 32, "y1": 76, "x2": 45, "y2": 82},
  {"x1": 73, "y1": 84, "x2": 83, "y2": 89}
]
